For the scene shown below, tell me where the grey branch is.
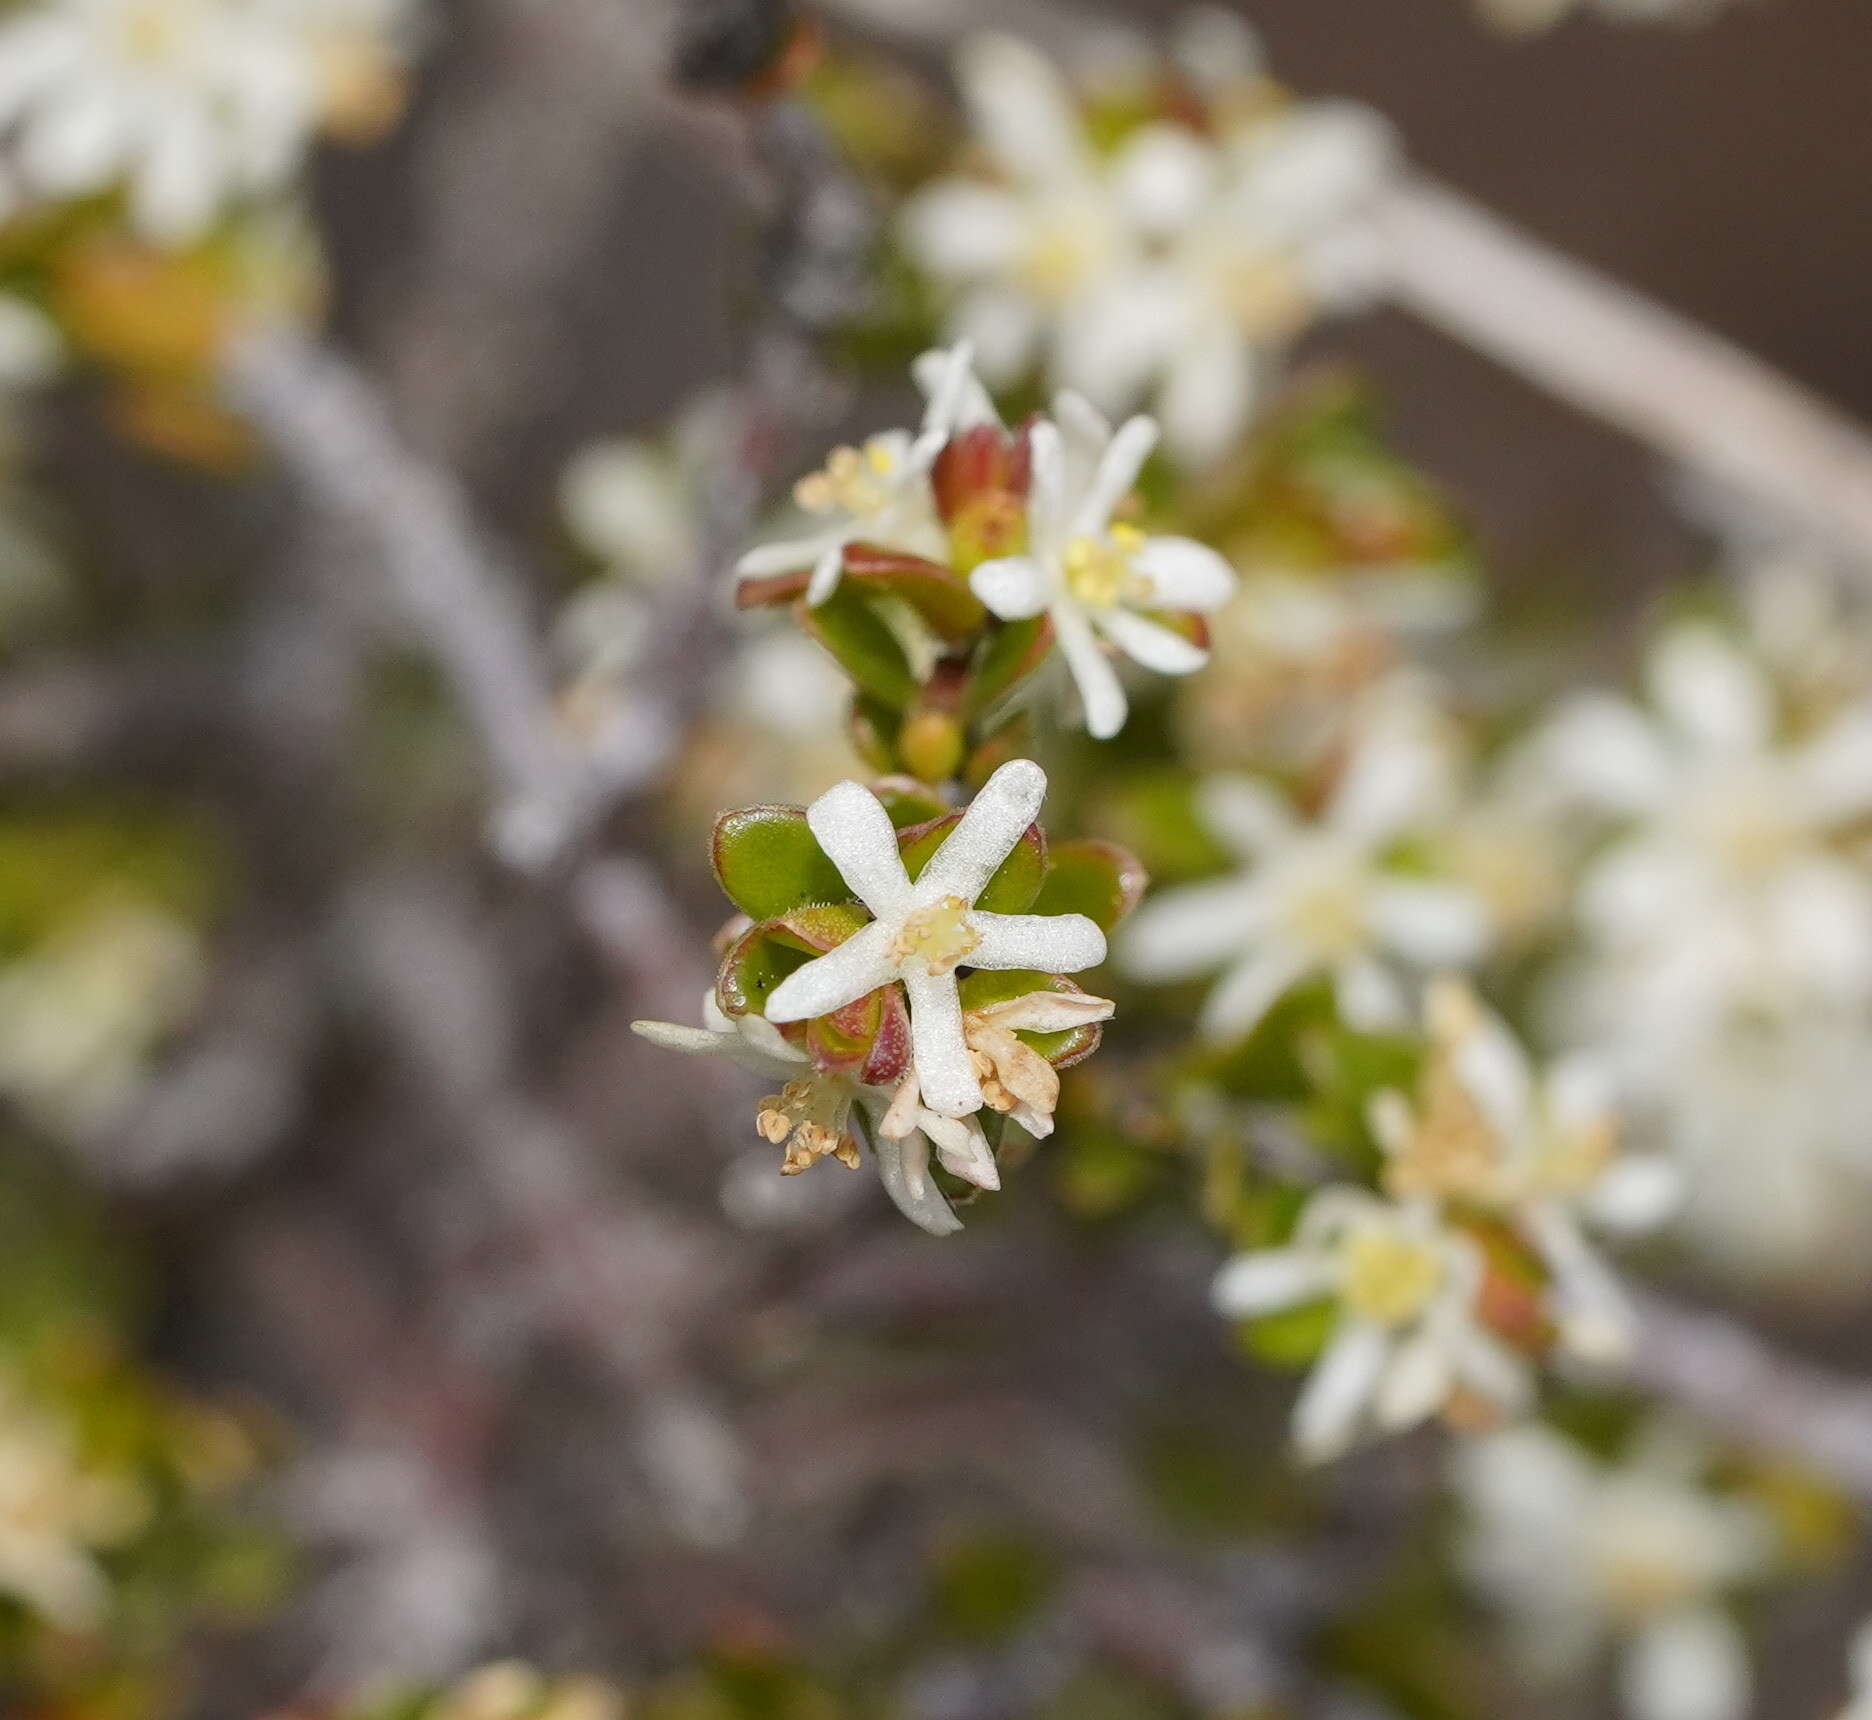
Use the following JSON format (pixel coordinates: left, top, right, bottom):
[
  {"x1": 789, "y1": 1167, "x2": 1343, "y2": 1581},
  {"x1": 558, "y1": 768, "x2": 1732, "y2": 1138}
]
[
  {"x1": 1378, "y1": 179, "x2": 1872, "y2": 561},
  {"x1": 1628, "y1": 1290, "x2": 1872, "y2": 1503}
]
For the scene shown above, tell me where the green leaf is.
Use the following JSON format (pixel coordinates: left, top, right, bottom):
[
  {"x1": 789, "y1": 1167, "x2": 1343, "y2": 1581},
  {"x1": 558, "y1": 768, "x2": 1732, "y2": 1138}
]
[
  {"x1": 898, "y1": 813, "x2": 1046, "y2": 912},
  {"x1": 1234, "y1": 1298, "x2": 1336, "y2": 1368},
  {"x1": 711, "y1": 805, "x2": 850, "y2": 919},
  {"x1": 842, "y1": 543, "x2": 987, "y2": 639},
  {"x1": 873, "y1": 777, "x2": 951, "y2": 828},
  {"x1": 956, "y1": 969, "x2": 1102, "y2": 1066},
  {"x1": 797, "y1": 584, "x2": 916, "y2": 708},
  {"x1": 962, "y1": 615, "x2": 1052, "y2": 718},
  {"x1": 1031, "y1": 839, "x2": 1147, "y2": 932},
  {"x1": 715, "y1": 905, "x2": 870, "y2": 1019}
]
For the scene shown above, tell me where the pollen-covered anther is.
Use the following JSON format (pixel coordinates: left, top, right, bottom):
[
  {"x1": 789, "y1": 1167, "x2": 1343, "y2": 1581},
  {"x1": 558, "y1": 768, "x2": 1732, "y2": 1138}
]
[
  {"x1": 889, "y1": 895, "x2": 981, "y2": 975},
  {"x1": 1062, "y1": 525, "x2": 1151, "y2": 610},
  {"x1": 794, "y1": 442, "x2": 899, "y2": 517},
  {"x1": 756, "y1": 1081, "x2": 860, "y2": 1174}
]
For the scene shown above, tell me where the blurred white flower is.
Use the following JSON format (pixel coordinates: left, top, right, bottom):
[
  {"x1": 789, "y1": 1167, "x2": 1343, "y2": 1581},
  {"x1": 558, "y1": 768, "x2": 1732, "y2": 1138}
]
[
  {"x1": 735, "y1": 343, "x2": 986, "y2": 606},
  {"x1": 761, "y1": 760, "x2": 1106, "y2": 1119},
  {"x1": 0, "y1": 899, "x2": 202, "y2": 1139},
  {"x1": 1371, "y1": 976, "x2": 1677, "y2": 1361},
  {"x1": 1214, "y1": 1188, "x2": 1528, "y2": 1461},
  {"x1": 969, "y1": 395, "x2": 1236, "y2": 737},
  {"x1": 0, "y1": 0, "x2": 421, "y2": 244},
  {"x1": 1119, "y1": 692, "x2": 1489, "y2": 1039},
  {"x1": 1534, "y1": 620, "x2": 1872, "y2": 1045},
  {"x1": 1453, "y1": 1423, "x2": 1774, "y2": 1720},
  {"x1": 0, "y1": 1375, "x2": 147, "y2": 1631},
  {"x1": 901, "y1": 30, "x2": 1394, "y2": 464}
]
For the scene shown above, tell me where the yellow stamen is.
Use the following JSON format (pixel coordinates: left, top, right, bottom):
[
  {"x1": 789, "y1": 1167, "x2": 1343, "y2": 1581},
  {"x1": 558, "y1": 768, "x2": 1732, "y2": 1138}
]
[
  {"x1": 1338, "y1": 1224, "x2": 1444, "y2": 1326},
  {"x1": 890, "y1": 896, "x2": 980, "y2": 976},
  {"x1": 1062, "y1": 525, "x2": 1149, "y2": 610}
]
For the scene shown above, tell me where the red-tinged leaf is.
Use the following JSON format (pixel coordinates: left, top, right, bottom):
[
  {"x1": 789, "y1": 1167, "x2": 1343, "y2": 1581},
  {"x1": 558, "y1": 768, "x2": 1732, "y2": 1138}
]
[
  {"x1": 843, "y1": 543, "x2": 987, "y2": 639},
  {"x1": 956, "y1": 970, "x2": 1105, "y2": 1068},
  {"x1": 1143, "y1": 608, "x2": 1211, "y2": 652},
  {"x1": 808, "y1": 985, "x2": 884, "y2": 1076},
  {"x1": 734, "y1": 570, "x2": 811, "y2": 610},
  {"x1": 964, "y1": 710, "x2": 1033, "y2": 790},
  {"x1": 715, "y1": 920, "x2": 810, "y2": 1020},
  {"x1": 860, "y1": 985, "x2": 913, "y2": 1087},
  {"x1": 797, "y1": 584, "x2": 916, "y2": 708}
]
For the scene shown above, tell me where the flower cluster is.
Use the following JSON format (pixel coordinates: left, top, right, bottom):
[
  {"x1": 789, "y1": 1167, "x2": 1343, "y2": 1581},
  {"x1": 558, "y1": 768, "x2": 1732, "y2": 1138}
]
[
  {"x1": 636, "y1": 759, "x2": 1141, "y2": 1236},
  {"x1": 898, "y1": 16, "x2": 1394, "y2": 465},
  {"x1": 0, "y1": 0, "x2": 423, "y2": 244},
  {"x1": 735, "y1": 345, "x2": 1240, "y2": 742}
]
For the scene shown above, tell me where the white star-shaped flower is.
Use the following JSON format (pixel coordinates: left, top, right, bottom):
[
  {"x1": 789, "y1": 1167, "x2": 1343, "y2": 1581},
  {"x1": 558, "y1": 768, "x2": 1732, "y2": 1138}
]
[
  {"x1": 968, "y1": 396, "x2": 1236, "y2": 738},
  {"x1": 1118, "y1": 694, "x2": 1489, "y2": 1039},
  {"x1": 1214, "y1": 1188, "x2": 1528, "y2": 1462},
  {"x1": 734, "y1": 343, "x2": 987, "y2": 607},
  {"x1": 760, "y1": 759, "x2": 1108, "y2": 1120}
]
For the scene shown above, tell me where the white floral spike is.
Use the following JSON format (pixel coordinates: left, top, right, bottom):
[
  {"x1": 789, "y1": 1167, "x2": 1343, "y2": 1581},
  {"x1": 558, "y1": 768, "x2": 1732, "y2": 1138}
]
[
  {"x1": 763, "y1": 759, "x2": 1106, "y2": 1119},
  {"x1": 969, "y1": 406, "x2": 1235, "y2": 738}
]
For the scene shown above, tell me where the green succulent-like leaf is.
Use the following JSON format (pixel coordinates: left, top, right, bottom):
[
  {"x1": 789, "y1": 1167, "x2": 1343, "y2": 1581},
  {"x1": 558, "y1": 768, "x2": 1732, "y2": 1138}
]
[
  {"x1": 898, "y1": 813, "x2": 1046, "y2": 913},
  {"x1": 1031, "y1": 838, "x2": 1148, "y2": 932},
  {"x1": 873, "y1": 777, "x2": 952, "y2": 828},
  {"x1": 962, "y1": 614, "x2": 1052, "y2": 718},
  {"x1": 715, "y1": 904, "x2": 870, "y2": 1019},
  {"x1": 711, "y1": 805, "x2": 850, "y2": 920},
  {"x1": 1234, "y1": 1298, "x2": 1336, "y2": 1368},
  {"x1": 796, "y1": 583, "x2": 917, "y2": 708},
  {"x1": 842, "y1": 543, "x2": 987, "y2": 638}
]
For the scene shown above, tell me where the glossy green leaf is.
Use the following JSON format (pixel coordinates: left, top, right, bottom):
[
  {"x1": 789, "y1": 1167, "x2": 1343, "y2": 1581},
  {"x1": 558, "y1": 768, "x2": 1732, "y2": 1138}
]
[
  {"x1": 956, "y1": 969, "x2": 1102, "y2": 1066},
  {"x1": 1031, "y1": 839, "x2": 1148, "y2": 932},
  {"x1": 842, "y1": 543, "x2": 987, "y2": 639},
  {"x1": 898, "y1": 813, "x2": 1046, "y2": 913},
  {"x1": 962, "y1": 614, "x2": 1052, "y2": 718},
  {"x1": 797, "y1": 584, "x2": 916, "y2": 708},
  {"x1": 711, "y1": 805, "x2": 850, "y2": 919}
]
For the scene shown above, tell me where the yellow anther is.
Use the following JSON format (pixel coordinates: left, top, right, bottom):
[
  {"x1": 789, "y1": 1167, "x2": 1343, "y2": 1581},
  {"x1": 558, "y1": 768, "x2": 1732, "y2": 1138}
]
[
  {"x1": 1338, "y1": 1224, "x2": 1444, "y2": 1326},
  {"x1": 792, "y1": 439, "x2": 899, "y2": 517},
  {"x1": 1062, "y1": 534, "x2": 1147, "y2": 610},
  {"x1": 890, "y1": 895, "x2": 981, "y2": 976}
]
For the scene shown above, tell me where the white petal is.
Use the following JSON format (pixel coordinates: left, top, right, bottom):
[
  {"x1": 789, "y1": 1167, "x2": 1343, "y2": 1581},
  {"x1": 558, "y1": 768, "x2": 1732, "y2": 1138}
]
[
  {"x1": 972, "y1": 990, "x2": 1115, "y2": 1033},
  {"x1": 968, "y1": 910, "x2": 1106, "y2": 974},
  {"x1": 1373, "y1": 1330, "x2": 1452, "y2": 1432},
  {"x1": 1202, "y1": 944, "x2": 1312, "y2": 1041},
  {"x1": 970, "y1": 555, "x2": 1052, "y2": 621},
  {"x1": 921, "y1": 1110, "x2": 1000, "y2": 1190},
  {"x1": 872, "y1": 1127, "x2": 964, "y2": 1237},
  {"x1": 1052, "y1": 272, "x2": 1182, "y2": 415},
  {"x1": 954, "y1": 286, "x2": 1042, "y2": 385},
  {"x1": 1212, "y1": 1248, "x2": 1333, "y2": 1317},
  {"x1": 1792, "y1": 702, "x2": 1872, "y2": 823},
  {"x1": 1293, "y1": 1321, "x2": 1388, "y2": 1463},
  {"x1": 1328, "y1": 705, "x2": 1456, "y2": 843},
  {"x1": 1648, "y1": 625, "x2": 1772, "y2": 757},
  {"x1": 956, "y1": 32, "x2": 1091, "y2": 187},
  {"x1": 1196, "y1": 775, "x2": 1297, "y2": 857},
  {"x1": 1109, "y1": 123, "x2": 1217, "y2": 235},
  {"x1": 1585, "y1": 1156, "x2": 1682, "y2": 1234},
  {"x1": 1157, "y1": 322, "x2": 1258, "y2": 468},
  {"x1": 1535, "y1": 692, "x2": 1674, "y2": 812},
  {"x1": 1333, "y1": 955, "x2": 1409, "y2": 1031},
  {"x1": 914, "y1": 342, "x2": 1000, "y2": 431},
  {"x1": 1073, "y1": 415, "x2": 1160, "y2": 538},
  {"x1": 805, "y1": 540, "x2": 846, "y2": 607},
  {"x1": 1118, "y1": 877, "x2": 1272, "y2": 981},
  {"x1": 764, "y1": 922, "x2": 898, "y2": 1024},
  {"x1": 1621, "y1": 1609, "x2": 1751, "y2": 1720},
  {"x1": 1053, "y1": 601, "x2": 1128, "y2": 738},
  {"x1": 1131, "y1": 535, "x2": 1238, "y2": 613},
  {"x1": 914, "y1": 758, "x2": 1047, "y2": 904},
  {"x1": 1096, "y1": 607, "x2": 1208, "y2": 676},
  {"x1": 1025, "y1": 419, "x2": 1069, "y2": 548},
  {"x1": 736, "y1": 532, "x2": 837, "y2": 579},
  {"x1": 1366, "y1": 881, "x2": 1489, "y2": 966},
  {"x1": 903, "y1": 967, "x2": 982, "y2": 1118},
  {"x1": 131, "y1": 104, "x2": 225, "y2": 245},
  {"x1": 899, "y1": 181, "x2": 1028, "y2": 278},
  {"x1": 1438, "y1": 989, "x2": 1532, "y2": 1142},
  {"x1": 631, "y1": 1020, "x2": 731, "y2": 1056},
  {"x1": 20, "y1": 83, "x2": 124, "y2": 197},
  {"x1": 807, "y1": 780, "x2": 913, "y2": 918}
]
